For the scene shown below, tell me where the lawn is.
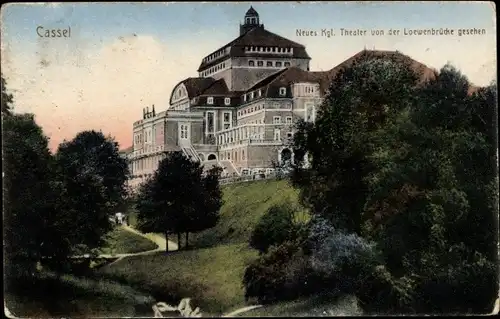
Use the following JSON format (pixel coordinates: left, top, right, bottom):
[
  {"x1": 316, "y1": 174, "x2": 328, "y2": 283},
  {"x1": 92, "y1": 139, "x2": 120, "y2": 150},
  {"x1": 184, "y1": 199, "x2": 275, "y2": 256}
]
[
  {"x1": 100, "y1": 226, "x2": 158, "y2": 254},
  {"x1": 98, "y1": 243, "x2": 258, "y2": 316},
  {"x1": 97, "y1": 179, "x2": 310, "y2": 316},
  {"x1": 188, "y1": 179, "x2": 303, "y2": 248},
  {"x1": 5, "y1": 270, "x2": 155, "y2": 318}
]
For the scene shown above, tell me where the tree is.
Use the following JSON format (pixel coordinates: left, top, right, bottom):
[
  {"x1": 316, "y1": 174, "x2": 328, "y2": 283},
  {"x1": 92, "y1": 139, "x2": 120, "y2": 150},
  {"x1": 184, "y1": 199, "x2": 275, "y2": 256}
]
[
  {"x1": 3, "y1": 113, "x2": 67, "y2": 281},
  {"x1": 362, "y1": 65, "x2": 498, "y2": 313},
  {"x1": 1, "y1": 73, "x2": 13, "y2": 116},
  {"x1": 136, "y1": 152, "x2": 221, "y2": 251},
  {"x1": 185, "y1": 165, "x2": 223, "y2": 248},
  {"x1": 54, "y1": 130, "x2": 130, "y2": 252},
  {"x1": 291, "y1": 51, "x2": 420, "y2": 235}
]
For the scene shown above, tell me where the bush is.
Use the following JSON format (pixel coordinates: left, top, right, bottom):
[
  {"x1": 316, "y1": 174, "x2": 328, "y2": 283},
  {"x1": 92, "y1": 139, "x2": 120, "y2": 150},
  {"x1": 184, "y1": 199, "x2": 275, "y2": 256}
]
[
  {"x1": 413, "y1": 256, "x2": 498, "y2": 314},
  {"x1": 309, "y1": 222, "x2": 382, "y2": 295},
  {"x1": 356, "y1": 265, "x2": 416, "y2": 314},
  {"x1": 243, "y1": 241, "x2": 321, "y2": 304},
  {"x1": 249, "y1": 204, "x2": 301, "y2": 254}
]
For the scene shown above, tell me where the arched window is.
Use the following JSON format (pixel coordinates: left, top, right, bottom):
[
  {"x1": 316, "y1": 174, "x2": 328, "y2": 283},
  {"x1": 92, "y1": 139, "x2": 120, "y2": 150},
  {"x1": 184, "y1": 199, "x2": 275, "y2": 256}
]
[{"x1": 208, "y1": 154, "x2": 216, "y2": 161}]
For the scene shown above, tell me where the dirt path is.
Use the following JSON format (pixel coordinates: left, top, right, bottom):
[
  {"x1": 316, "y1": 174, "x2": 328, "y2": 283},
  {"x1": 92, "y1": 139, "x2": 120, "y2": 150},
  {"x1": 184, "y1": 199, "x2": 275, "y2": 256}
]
[
  {"x1": 222, "y1": 305, "x2": 263, "y2": 317},
  {"x1": 98, "y1": 225, "x2": 178, "y2": 265},
  {"x1": 121, "y1": 224, "x2": 178, "y2": 252}
]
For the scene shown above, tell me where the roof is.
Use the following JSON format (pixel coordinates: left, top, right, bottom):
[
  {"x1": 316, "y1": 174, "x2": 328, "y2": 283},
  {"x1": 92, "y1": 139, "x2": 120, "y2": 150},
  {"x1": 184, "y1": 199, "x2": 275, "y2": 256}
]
[
  {"x1": 243, "y1": 49, "x2": 440, "y2": 100},
  {"x1": 170, "y1": 77, "x2": 217, "y2": 104},
  {"x1": 245, "y1": 6, "x2": 258, "y2": 16},
  {"x1": 198, "y1": 27, "x2": 310, "y2": 71}
]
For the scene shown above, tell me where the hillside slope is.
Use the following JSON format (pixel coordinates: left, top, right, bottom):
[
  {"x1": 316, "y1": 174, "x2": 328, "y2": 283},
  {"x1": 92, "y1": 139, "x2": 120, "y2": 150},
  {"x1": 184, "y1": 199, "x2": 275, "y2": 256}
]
[{"x1": 189, "y1": 179, "x2": 301, "y2": 248}]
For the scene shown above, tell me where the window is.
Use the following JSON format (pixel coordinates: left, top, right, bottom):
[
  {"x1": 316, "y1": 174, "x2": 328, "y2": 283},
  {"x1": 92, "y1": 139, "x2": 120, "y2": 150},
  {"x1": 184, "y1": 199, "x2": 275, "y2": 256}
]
[
  {"x1": 249, "y1": 60, "x2": 255, "y2": 67},
  {"x1": 242, "y1": 150, "x2": 245, "y2": 160},
  {"x1": 279, "y1": 87, "x2": 287, "y2": 96},
  {"x1": 276, "y1": 61, "x2": 282, "y2": 67},
  {"x1": 305, "y1": 103, "x2": 316, "y2": 122},
  {"x1": 257, "y1": 61, "x2": 263, "y2": 67},
  {"x1": 274, "y1": 129, "x2": 281, "y2": 141},
  {"x1": 225, "y1": 97, "x2": 231, "y2": 105},
  {"x1": 267, "y1": 61, "x2": 273, "y2": 67},
  {"x1": 223, "y1": 112, "x2": 231, "y2": 130},
  {"x1": 207, "y1": 97, "x2": 214, "y2": 104},
  {"x1": 251, "y1": 17, "x2": 256, "y2": 24},
  {"x1": 273, "y1": 116, "x2": 281, "y2": 124},
  {"x1": 180, "y1": 124, "x2": 188, "y2": 139},
  {"x1": 206, "y1": 111, "x2": 215, "y2": 133},
  {"x1": 287, "y1": 132, "x2": 293, "y2": 139},
  {"x1": 286, "y1": 116, "x2": 293, "y2": 124},
  {"x1": 284, "y1": 62, "x2": 291, "y2": 67},
  {"x1": 273, "y1": 102, "x2": 279, "y2": 109}
]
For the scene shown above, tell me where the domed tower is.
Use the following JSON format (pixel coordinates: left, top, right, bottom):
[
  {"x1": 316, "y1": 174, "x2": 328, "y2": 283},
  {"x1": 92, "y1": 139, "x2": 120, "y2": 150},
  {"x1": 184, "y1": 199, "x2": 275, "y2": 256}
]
[{"x1": 239, "y1": 6, "x2": 264, "y2": 35}]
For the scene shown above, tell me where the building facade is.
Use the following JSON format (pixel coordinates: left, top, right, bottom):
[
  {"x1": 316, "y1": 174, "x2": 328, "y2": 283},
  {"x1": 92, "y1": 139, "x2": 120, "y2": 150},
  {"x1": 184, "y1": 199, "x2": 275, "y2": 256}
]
[{"x1": 127, "y1": 6, "x2": 436, "y2": 189}]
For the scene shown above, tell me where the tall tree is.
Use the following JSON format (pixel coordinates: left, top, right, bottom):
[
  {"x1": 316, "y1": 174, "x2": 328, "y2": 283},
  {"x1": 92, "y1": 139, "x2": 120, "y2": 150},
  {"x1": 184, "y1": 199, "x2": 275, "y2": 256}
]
[
  {"x1": 1, "y1": 73, "x2": 13, "y2": 116},
  {"x1": 363, "y1": 66, "x2": 498, "y2": 313},
  {"x1": 291, "y1": 52, "x2": 420, "y2": 235},
  {"x1": 185, "y1": 165, "x2": 223, "y2": 247},
  {"x1": 54, "y1": 130, "x2": 130, "y2": 252},
  {"x1": 136, "y1": 152, "x2": 222, "y2": 251},
  {"x1": 3, "y1": 113, "x2": 66, "y2": 280}
]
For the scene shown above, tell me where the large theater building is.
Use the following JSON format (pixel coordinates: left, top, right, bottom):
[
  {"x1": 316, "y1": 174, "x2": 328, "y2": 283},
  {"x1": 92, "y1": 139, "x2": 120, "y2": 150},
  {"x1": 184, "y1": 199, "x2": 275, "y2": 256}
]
[{"x1": 127, "y1": 6, "x2": 436, "y2": 189}]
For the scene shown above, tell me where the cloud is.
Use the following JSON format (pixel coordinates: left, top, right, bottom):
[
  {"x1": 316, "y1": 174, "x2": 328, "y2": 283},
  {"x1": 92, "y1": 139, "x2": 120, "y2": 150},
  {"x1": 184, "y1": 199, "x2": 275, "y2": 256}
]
[{"x1": 2, "y1": 34, "x2": 220, "y2": 151}]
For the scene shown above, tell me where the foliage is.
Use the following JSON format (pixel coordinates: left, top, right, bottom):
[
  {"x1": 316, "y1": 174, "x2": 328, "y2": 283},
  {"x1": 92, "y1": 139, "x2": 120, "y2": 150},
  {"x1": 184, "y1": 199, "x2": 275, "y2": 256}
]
[
  {"x1": 249, "y1": 203, "x2": 302, "y2": 253},
  {"x1": 356, "y1": 265, "x2": 416, "y2": 314},
  {"x1": 309, "y1": 222, "x2": 381, "y2": 295},
  {"x1": 290, "y1": 53, "x2": 498, "y2": 314},
  {"x1": 361, "y1": 66, "x2": 498, "y2": 313},
  {"x1": 54, "y1": 130, "x2": 129, "y2": 251},
  {"x1": 243, "y1": 241, "x2": 320, "y2": 304},
  {"x1": 1, "y1": 73, "x2": 13, "y2": 116},
  {"x1": 136, "y1": 152, "x2": 222, "y2": 249},
  {"x1": 291, "y1": 52, "x2": 421, "y2": 235},
  {"x1": 188, "y1": 165, "x2": 223, "y2": 233},
  {"x1": 3, "y1": 113, "x2": 71, "y2": 281}
]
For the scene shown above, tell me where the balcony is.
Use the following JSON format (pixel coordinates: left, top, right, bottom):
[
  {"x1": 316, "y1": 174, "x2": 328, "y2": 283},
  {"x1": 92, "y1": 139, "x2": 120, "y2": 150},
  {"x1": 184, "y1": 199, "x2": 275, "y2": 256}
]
[{"x1": 130, "y1": 145, "x2": 165, "y2": 159}]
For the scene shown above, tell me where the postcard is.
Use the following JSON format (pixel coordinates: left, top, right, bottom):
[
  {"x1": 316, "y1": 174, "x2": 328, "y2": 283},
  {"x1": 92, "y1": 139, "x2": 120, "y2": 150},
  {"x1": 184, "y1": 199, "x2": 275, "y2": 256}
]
[{"x1": 2, "y1": 2, "x2": 498, "y2": 318}]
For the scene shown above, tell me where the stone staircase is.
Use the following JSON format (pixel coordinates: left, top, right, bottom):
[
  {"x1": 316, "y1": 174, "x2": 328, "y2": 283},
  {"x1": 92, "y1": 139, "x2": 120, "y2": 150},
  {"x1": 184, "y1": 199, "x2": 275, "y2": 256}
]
[
  {"x1": 181, "y1": 145, "x2": 201, "y2": 162},
  {"x1": 200, "y1": 159, "x2": 240, "y2": 177}
]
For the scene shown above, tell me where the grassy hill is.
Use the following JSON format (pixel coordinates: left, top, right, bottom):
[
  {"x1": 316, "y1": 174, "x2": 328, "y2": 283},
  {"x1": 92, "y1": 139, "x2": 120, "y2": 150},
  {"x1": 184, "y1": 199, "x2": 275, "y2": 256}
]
[
  {"x1": 99, "y1": 179, "x2": 302, "y2": 316},
  {"x1": 100, "y1": 227, "x2": 158, "y2": 255},
  {"x1": 189, "y1": 179, "x2": 302, "y2": 248}
]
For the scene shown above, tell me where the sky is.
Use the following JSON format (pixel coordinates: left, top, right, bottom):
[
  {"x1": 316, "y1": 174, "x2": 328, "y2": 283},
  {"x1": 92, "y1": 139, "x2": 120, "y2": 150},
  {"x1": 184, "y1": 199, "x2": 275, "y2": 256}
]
[{"x1": 1, "y1": 2, "x2": 496, "y2": 151}]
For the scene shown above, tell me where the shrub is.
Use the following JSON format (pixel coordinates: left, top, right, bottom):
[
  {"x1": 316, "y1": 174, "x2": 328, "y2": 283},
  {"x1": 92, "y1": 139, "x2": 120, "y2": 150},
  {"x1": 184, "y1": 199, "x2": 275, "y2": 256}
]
[
  {"x1": 243, "y1": 240, "x2": 320, "y2": 304},
  {"x1": 413, "y1": 255, "x2": 498, "y2": 314},
  {"x1": 356, "y1": 265, "x2": 416, "y2": 314},
  {"x1": 309, "y1": 223, "x2": 382, "y2": 295},
  {"x1": 249, "y1": 204, "x2": 301, "y2": 254}
]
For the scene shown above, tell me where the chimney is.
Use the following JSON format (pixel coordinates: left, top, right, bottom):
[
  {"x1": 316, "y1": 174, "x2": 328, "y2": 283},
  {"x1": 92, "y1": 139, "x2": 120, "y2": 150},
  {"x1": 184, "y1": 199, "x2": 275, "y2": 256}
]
[
  {"x1": 152, "y1": 104, "x2": 156, "y2": 116},
  {"x1": 143, "y1": 108, "x2": 146, "y2": 119}
]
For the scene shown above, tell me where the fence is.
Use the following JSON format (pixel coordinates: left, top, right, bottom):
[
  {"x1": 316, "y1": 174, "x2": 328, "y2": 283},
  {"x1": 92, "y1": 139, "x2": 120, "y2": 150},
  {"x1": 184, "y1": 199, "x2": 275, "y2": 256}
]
[{"x1": 219, "y1": 171, "x2": 289, "y2": 185}]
